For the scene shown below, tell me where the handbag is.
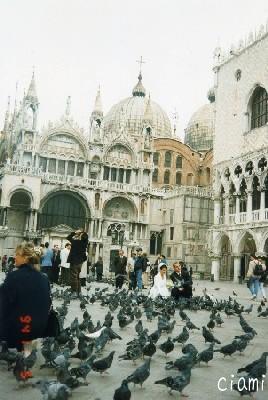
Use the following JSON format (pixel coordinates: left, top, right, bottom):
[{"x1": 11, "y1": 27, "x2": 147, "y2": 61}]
[{"x1": 43, "y1": 308, "x2": 61, "y2": 338}]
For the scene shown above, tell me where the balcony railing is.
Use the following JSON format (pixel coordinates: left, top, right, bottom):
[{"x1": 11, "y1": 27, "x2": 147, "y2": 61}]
[{"x1": 220, "y1": 209, "x2": 268, "y2": 225}]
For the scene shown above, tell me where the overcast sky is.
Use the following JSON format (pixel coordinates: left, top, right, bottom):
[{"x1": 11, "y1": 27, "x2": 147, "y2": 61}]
[{"x1": 0, "y1": 0, "x2": 268, "y2": 140}]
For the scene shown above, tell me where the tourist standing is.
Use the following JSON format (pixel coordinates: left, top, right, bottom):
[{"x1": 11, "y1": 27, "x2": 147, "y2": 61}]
[
  {"x1": 80, "y1": 252, "x2": 88, "y2": 287},
  {"x1": 113, "y1": 250, "x2": 127, "y2": 289},
  {"x1": 52, "y1": 244, "x2": 61, "y2": 284},
  {"x1": 40, "y1": 242, "x2": 53, "y2": 283},
  {"x1": 67, "y1": 229, "x2": 89, "y2": 299},
  {"x1": 134, "y1": 248, "x2": 147, "y2": 290},
  {"x1": 95, "y1": 256, "x2": 103, "y2": 281},
  {"x1": 170, "y1": 261, "x2": 193, "y2": 300},
  {"x1": 257, "y1": 256, "x2": 267, "y2": 302},
  {"x1": 127, "y1": 252, "x2": 136, "y2": 290},
  {"x1": 247, "y1": 254, "x2": 261, "y2": 300},
  {"x1": 142, "y1": 252, "x2": 150, "y2": 288},
  {"x1": 60, "y1": 243, "x2": 71, "y2": 286},
  {"x1": 0, "y1": 242, "x2": 51, "y2": 351}
]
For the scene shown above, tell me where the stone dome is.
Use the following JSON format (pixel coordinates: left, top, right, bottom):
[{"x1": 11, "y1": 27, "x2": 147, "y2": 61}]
[
  {"x1": 102, "y1": 74, "x2": 172, "y2": 138},
  {"x1": 184, "y1": 102, "x2": 215, "y2": 152}
]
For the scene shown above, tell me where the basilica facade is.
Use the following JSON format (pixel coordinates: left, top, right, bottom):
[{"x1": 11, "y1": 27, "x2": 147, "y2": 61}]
[
  {"x1": 210, "y1": 23, "x2": 268, "y2": 281},
  {"x1": 0, "y1": 71, "x2": 213, "y2": 275}
]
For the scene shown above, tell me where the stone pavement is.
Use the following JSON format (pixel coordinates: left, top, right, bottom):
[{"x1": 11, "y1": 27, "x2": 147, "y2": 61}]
[{"x1": 0, "y1": 275, "x2": 268, "y2": 400}]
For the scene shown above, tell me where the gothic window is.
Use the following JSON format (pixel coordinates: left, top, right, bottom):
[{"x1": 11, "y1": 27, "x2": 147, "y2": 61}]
[
  {"x1": 258, "y1": 157, "x2": 267, "y2": 171},
  {"x1": 164, "y1": 170, "x2": 170, "y2": 184},
  {"x1": 150, "y1": 231, "x2": 162, "y2": 255},
  {"x1": 153, "y1": 152, "x2": 159, "y2": 166},
  {"x1": 103, "y1": 166, "x2": 109, "y2": 180},
  {"x1": 95, "y1": 193, "x2": 100, "y2": 210},
  {"x1": 170, "y1": 227, "x2": 174, "y2": 240},
  {"x1": 251, "y1": 87, "x2": 268, "y2": 129},
  {"x1": 245, "y1": 161, "x2": 253, "y2": 175},
  {"x1": 48, "y1": 158, "x2": 56, "y2": 173},
  {"x1": 176, "y1": 172, "x2": 182, "y2": 185},
  {"x1": 152, "y1": 169, "x2": 158, "y2": 182},
  {"x1": 111, "y1": 168, "x2": 117, "y2": 181},
  {"x1": 234, "y1": 165, "x2": 242, "y2": 177},
  {"x1": 126, "y1": 169, "x2": 131, "y2": 184},
  {"x1": 39, "y1": 157, "x2": 47, "y2": 171},
  {"x1": 118, "y1": 168, "x2": 124, "y2": 183},
  {"x1": 77, "y1": 162, "x2": 84, "y2": 177},
  {"x1": 186, "y1": 173, "x2": 193, "y2": 185},
  {"x1": 67, "y1": 160, "x2": 75, "y2": 176},
  {"x1": 140, "y1": 199, "x2": 146, "y2": 215},
  {"x1": 252, "y1": 176, "x2": 261, "y2": 210},
  {"x1": 176, "y1": 155, "x2": 182, "y2": 169},
  {"x1": 164, "y1": 151, "x2": 172, "y2": 167},
  {"x1": 10, "y1": 191, "x2": 31, "y2": 210},
  {"x1": 58, "y1": 160, "x2": 65, "y2": 175}
]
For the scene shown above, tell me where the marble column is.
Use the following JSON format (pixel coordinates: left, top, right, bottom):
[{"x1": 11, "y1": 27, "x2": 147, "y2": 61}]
[
  {"x1": 224, "y1": 196, "x2": 229, "y2": 225},
  {"x1": 260, "y1": 190, "x2": 265, "y2": 220},
  {"x1": 211, "y1": 257, "x2": 220, "y2": 281},
  {"x1": 214, "y1": 198, "x2": 221, "y2": 225},
  {"x1": 95, "y1": 243, "x2": 100, "y2": 263},
  {"x1": 246, "y1": 191, "x2": 253, "y2": 223},
  {"x1": 235, "y1": 195, "x2": 240, "y2": 224},
  {"x1": 233, "y1": 255, "x2": 241, "y2": 283}
]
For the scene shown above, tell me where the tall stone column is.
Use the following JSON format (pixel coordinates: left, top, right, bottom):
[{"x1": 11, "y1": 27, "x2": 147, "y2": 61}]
[
  {"x1": 213, "y1": 198, "x2": 221, "y2": 225},
  {"x1": 233, "y1": 255, "x2": 241, "y2": 283},
  {"x1": 246, "y1": 191, "x2": 252, "y2": 222},
  {"x1": 211, "y1": 256, "x2": 220, "y2": 281},
  {"x1": 224, "y1": 195, "x2": 229, "y2": 225},
  {"x1": 235, "y1": 194, "x2": 240, "y2": 224},
  {"x1": 260, "y1": 189, "x2": 265, "y2": 220},
  {"x1": 95, "y1": 243, "x2": 100, "y2": 263}
]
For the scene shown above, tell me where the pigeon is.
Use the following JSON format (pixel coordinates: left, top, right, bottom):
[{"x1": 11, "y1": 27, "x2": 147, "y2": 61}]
[
  {"x1": 166, "y1": 352, "x2": 195, "y2": 371},
  {"x1": 233, "y1": 376, "x2": 258, "y2": 397},
  {"x1": 92, "y1": 351, "x2": 115, "y2": 374},
  {"x1": 233, "y1": 290, "x2": 237, "y2": 296},
  {"x1": 257, "y1": 304, "x2": 262, "y2": 313},
  {"x1": 207, "y1": 319, "x2": 215, "y2": 331},
  {"x1": 244, "y1": 304, "x2": 253, "y2": 314},
  {"x1": 126, "y1": 358, "x2": 151, "y2": 387},
  {"x1": 56, "y1": 364, "x2": 87, "y2": 388},
  {"x1": 149, "y1": 329, "x2": 161, "y2": 344},
  {"x1": 70, "y1": 355, "x2": 96, "y2": 381},
  {"x1": 237, "y1": 352, "x2": 268, "y2": 374},
  {"x1": 24, "y1": 348, "x2": 38, "y2": 370},
  {"x1": 215, "y1": 313, "x2": 224, "y2": 327},
  {"x1": 173, "y1": 327, "x2": 189, "y2": 345},
  {"x1": 155, "y1": 368, "x2": 191, "y2": 396},
  {"x1": 33, "y1": 379, "x2": 72, "y2": 400},
  {"x1": 159, "y1": 337, "x2": 175, "y2": 356},
  {"x1": 142, "y1": 339, "x2": 156, "y2": 358},
  {"x1": 13, "y1": 353, "x2": 32, "y2": 384},
  {"x1": 233, "y1": 338, "x2": 249, "y2": 355},
  {"x1": 196, "y1": 344, "x2": 214, "y2": 366},
  {"x1": 258, "y1": 308, "x2": 268, "y2": 318},
  {"x1": 0, "y1": 341, "x2": 18, "y2": 370},
  {"x1": 185, "y1": 319, "x2": 200, "y2": 331},
  {"x1": 135, "y1": 320, "x2": 143, "y2": 335},
  {"x1": 113, "y1": 380, "x2": 131, "y2": 400},
  {"x1": 214, "y1": 342, "x2": 238, "y2": 357},
  {"x1": 202, "y1": 326, "x2": 221, "y2": 344}
]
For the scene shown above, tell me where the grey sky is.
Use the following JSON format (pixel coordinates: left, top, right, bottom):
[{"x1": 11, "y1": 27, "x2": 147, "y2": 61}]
[{"x1": 0, "y1": 0, "x2": 268, "y2": 139}]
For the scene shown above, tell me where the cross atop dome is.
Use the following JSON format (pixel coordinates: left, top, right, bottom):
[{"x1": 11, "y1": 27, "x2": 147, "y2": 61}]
[{"x1": 132, "y1": 56, "x2": 146, "y2": 97}]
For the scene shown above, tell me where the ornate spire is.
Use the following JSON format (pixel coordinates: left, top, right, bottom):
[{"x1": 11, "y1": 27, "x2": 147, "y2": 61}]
[
  {"x1": 93, "y1": 86, "x2": 103, "y2": 115},
  {"x1": 65, "y1": 96, "x2": 71, "y2": 117},
  {"x1": 3, "y1": 96, "x2": 11, "y2": 132},
  {"x1": 26, "y1": 70, "x2": 38, "y2": 101},
  {"x1": 144, "y1": 94, "x2": 153, "y2": 122}
]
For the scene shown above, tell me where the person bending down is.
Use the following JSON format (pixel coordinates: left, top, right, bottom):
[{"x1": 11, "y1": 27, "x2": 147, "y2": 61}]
[
  {"x1": 170, "y1": 261, "x2": 193, "y2": 300},
  {"x1": 149, "y1": 264, "x2": 169, "y2": 299}
]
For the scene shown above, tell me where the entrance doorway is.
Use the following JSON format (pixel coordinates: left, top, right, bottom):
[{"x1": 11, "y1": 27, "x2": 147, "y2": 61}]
[
  {"x1": 240, "y1": 232, "x2": 256, "y2": 276},
  {"x1": 220, "y1": 235, "x2": 233, "y2": 280},
  {"x1": 109, "y1": 249, "x2": 119, "y2": 272}
]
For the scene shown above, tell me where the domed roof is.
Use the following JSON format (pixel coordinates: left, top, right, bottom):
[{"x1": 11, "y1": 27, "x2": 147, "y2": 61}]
[
  {"x1": 102, "y1": 74, "x2": 172, "y2": 138},
  {"x1": 185, "y1": 102, "x2": 215, "y2": 152}
]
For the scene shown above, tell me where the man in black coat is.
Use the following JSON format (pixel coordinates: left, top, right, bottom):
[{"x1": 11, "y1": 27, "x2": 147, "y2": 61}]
[
  {"x1": 52, "y1": 244, "x2": 61, "y2": 284},
  {"x1": 66, "y1": 229, "x2": 88, "y2": 298},
  {"x1": 113, "y1": 250, "x2": 127, "y2": 289},
  {"x1": 170, "y1": 261, "x2": 193, "y2": 300}
]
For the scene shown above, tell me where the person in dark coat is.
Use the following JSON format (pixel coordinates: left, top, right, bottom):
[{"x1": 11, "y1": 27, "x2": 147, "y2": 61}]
[
  {"x1": 170, "y1": 261, "x2": 193, "y2": 300},
  {"x1": 134, "y1": 248, "x2": 147, "y2": 290},
  {"x1": 95, "y1": 257, "x2": 103, "y2": 281},
  {"x1": 52, "y1": 244, "x2": 61, "y2": 284},
  {"x1": 66, "y1": 229, "x2": 89, "y2": 298},
  {"x1": 0, "y1": 242, "x2": 51, "y2": 351},
  {"x1": 113, "y1": 250, "x2": 127, "y2": 289}
]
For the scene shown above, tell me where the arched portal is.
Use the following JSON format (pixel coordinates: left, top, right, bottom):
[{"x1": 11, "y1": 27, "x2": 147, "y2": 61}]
[
  {"x1": 239, "y1": 232, "x2": 257, "y2": 278},
  {"x1": 38, "y1": 191, "x2": 89, "y2": 230},
  {"x1": 8, "y1": 190, "x2": 32, "y2": 231},
  {"x1": 219, "y1": 235, "x2": 233, "y2": 280}
]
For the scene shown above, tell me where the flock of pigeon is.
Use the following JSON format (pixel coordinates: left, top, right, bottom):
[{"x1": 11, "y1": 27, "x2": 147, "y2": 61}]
[{"x1": 0, "y1": 279, "x2": 268, "y2": 399}]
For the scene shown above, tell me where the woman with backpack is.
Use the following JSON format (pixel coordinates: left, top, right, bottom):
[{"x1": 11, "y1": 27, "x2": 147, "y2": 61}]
[
  {"x1": 257, "y1": 256, "x2": 267, "y2": 302},
  {"x1": 246, "y1": 254, "x2": 262, "y2": 300}
]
